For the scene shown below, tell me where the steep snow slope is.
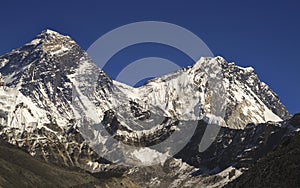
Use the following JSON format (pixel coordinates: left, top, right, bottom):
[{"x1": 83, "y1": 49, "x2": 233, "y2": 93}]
[{"x1": 133, "y1": 56, "x2": 286, "y2": 129}]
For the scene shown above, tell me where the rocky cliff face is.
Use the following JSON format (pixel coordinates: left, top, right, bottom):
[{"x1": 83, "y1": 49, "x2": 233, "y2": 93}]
[
  {"x1": 0, "y1": 30, "x2": 293, "y2": 187},
  {"x1": 125, "y1": 117, "x2": 299, "y2": 188}
]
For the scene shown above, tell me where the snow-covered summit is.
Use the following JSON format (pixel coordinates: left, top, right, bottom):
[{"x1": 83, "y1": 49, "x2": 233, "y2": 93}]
[
  {"x1": 40, "y1": 29, "x2": 63, "y2": 35},
  {"x1": 36, "y1": 29, "x2": 72, "y2": 40}
]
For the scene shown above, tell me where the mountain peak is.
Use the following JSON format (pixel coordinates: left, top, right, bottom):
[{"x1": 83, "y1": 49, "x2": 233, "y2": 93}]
[
  {"x1": 21, "y1": 29, "x2": 77, "y2": 56},
  {"x1": 24, "y1": 29, "x2": 74, "y2": 47},
  {"x1": 39, "y1": 29, "x2": 67, "y2": 37},
  {"x1": 0, "y1": 29, "x2": 86, "y2": 82}
]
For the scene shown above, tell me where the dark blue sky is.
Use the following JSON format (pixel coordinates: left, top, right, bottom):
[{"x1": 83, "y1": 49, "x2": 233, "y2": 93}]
[{"x1": 0, "y1": 0, "x2": 299, "y2": 114}]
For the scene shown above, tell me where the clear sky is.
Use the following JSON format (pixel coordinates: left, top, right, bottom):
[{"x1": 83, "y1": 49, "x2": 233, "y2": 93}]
[{"x1": 0, "y1": 0, "x2": 299, "y2": 114}]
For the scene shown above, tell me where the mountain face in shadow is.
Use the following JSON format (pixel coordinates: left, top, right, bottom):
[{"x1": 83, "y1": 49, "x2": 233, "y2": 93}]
[{"x1": 225, "y1": 114, "x2": 300, "y2": 188}]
